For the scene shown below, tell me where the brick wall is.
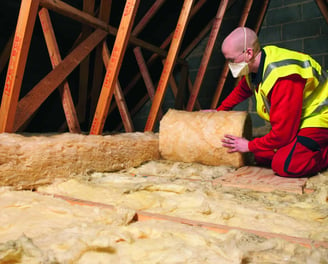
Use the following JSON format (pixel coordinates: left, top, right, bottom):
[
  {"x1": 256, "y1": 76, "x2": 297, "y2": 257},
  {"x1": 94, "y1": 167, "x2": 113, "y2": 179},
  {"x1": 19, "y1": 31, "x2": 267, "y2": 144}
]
[{"x1": 260, "y1": 0, "x2": 328, "y2": 67}]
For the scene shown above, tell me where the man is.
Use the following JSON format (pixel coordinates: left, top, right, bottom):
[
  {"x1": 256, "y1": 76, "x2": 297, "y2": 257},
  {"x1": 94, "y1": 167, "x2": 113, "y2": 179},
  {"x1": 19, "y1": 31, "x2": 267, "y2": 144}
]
[{"x1": 218, "y1": 27, "x2": 328, "y2": 177}]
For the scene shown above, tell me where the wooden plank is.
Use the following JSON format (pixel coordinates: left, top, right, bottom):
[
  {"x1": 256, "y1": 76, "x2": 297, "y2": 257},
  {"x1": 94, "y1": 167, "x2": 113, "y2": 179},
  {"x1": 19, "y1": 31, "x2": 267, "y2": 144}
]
[
  {"x1": 211, "y1": 0, "x2": 254, "y2": 109},
  {"x1": 38, "y1": 192, "x2": 117, "y2": 210},
  {"x1": 180, "y1": 18, "x2": 214, "y2": 59},
  {"x1": 13, "y1": 29, "x2": 108, "y2": 131},
  {"x1": 315, "y1": 0, "x2": 328, "y2": 24},
  {"x1": 128, "y1": 166, "x2": 313, "y2": 195},
  {"x1": 169, "y1": 72, "x2": 179, "y2": 98},
  {"x1": 121, "y1": 0, "x2": 206, "y2": 115},
  {"x1": 132, "y1": 0, "x2": 167, "y2": 36},
  {"x1": 90, "y1": 0, "x2": 140, "y2": 135},
  {"x1": 107, "y1": 0, "x2": 167, "y2": 125},
  {"x1": 124, "y1": 0, "x2": 207, "y2": 95},
  {"x1": 129, "y1": 0, "x2": 167, "y2": 122},
  {"x1": 38, "y1": 8, "x2": 81, "y2": 133},
  {"x1": 89, "y1": 48, "x2": 105, "y2": 122},
  {"x1": 230, "y1": 0, "x2": 270, "y2": 99},
  {"x1": 238, "y1": 0, "x2": 254, "y2": 27},
  {"x1": 212, "y1": 166, "x2": 311, "y2": 194},
  {"x1": 134, "y1": 47, "x2": 156, "y2": 100},
  {"x1": 175, "y1": 64, "x2": 188, "y2": 109},
  {"x1": 76, "y1": 0, "x2": 95, "y2": 124},
  {"x1": 0, "y1": 33, "x2": 14, "y2": 75},
  {"x1": 253, "y1": 0, "x2": 270, "y2": 34},
  {"x1": 187, "y1": 78, "x2": 201, "y2": 110},
  {"x1": 136, "y1": 211, "x2": 328, "y2": 249},
  {"x1": 180, "y1": 0, "x2": 236, "y2": 59},
  {"x1": 99, "y1": 0, "x2": 134, "y2": 133},
  {"x1": 113, "y1": 93, "x2": 150, "y2": 131},
  {"x1": 186, "y1": 0, "x2": 229, "y2": 111},
  {"x1": 131, "y1": 94, "x2": 149, "y2": 116},
  {"x1": 134, "y1": 47, "x2": 163, "y2": 119},
  {"x1": 161, "y1": 59, "x2": 179, "y2": 99},
  {"x1": 102, "y1": 42, "x2": 134, "y2": 132},
  {"x1": 98, "y1": 0, "x2": 112, "y2": 23},
  {"x1": 0, "y1": 0, "x2": 40, "y2": 132},
  {"x1": 144, "y1": 0, "x2": 195, "y2": 131},
  {"x1": 147, "y1": 0, "x2": 207, "y2": 66},
  {"x1": 39, "y1": 192, "x2": 328, "y2": 249},
  {"x1": 39, "y1": 0, "x2": 185, "y2": 64},
  {"x1": 89, "y1": 0, "x2": 112, "y2": 124},
  {"x1": 110, "y1": 72, "x2": 198, "y2": 126},
  {"x1": 210, "y1": 61, "x2": 229, "y2": 109}
]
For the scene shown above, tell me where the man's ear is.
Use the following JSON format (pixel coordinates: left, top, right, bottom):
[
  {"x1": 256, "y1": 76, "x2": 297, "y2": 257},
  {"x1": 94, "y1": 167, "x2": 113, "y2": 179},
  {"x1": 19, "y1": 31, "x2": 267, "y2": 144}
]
[{"x1": 245, "y1": 48, "x2": 254, "y2": 61}]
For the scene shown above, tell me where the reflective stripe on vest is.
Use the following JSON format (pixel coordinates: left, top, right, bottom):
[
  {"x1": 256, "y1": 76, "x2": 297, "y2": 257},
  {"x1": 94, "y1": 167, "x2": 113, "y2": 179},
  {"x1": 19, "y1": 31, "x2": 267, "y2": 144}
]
[
  {"x1": 263, "y1": 59, "x2": 322, "y2": 85},
  {"x1": 249, "y1": 45, "x2": 328, "y2": 128}
]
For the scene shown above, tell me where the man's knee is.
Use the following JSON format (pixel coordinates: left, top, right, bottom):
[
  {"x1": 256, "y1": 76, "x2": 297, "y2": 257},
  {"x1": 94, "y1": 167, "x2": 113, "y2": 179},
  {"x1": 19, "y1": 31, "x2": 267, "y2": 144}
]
[
  {"x1": 271, "y1": 154, "x2": 314, "y2": 177},
  {"x1": 272, "y1": 136, "x2": 321, "y2": 177}
]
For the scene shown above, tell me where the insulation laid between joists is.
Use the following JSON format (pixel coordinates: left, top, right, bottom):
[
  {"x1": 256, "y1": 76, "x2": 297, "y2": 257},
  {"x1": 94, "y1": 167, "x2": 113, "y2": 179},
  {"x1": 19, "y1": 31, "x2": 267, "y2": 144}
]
[{"x1": 0, "y1": 132, "x2": 159, "y2": 189}]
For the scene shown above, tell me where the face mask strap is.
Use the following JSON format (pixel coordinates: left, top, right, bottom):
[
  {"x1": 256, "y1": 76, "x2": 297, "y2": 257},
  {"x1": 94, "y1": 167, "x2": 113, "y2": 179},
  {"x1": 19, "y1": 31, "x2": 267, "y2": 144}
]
[{"x1": 243, "y1": 27, "x2": 247, "y2": 52}]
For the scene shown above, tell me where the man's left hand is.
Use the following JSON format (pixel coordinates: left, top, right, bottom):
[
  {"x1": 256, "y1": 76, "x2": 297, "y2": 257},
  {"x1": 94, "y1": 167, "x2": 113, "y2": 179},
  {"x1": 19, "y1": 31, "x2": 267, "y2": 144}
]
[{"x1": 221, "y1": 134, "x2": 249, "y2": 153}]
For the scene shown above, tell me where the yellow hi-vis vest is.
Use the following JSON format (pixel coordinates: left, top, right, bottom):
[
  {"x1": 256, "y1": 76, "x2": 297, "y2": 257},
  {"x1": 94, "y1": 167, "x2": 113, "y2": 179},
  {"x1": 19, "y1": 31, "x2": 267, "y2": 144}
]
[{"x1": 246, "y1": 45, "x2": 328, "y2": 129}]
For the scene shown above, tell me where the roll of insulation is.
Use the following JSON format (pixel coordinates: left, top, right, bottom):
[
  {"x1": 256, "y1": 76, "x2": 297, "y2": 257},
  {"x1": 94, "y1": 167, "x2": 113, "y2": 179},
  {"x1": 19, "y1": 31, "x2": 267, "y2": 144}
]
[{"x1": 159, "y1": 109, "x2": 252, "y2": 168}]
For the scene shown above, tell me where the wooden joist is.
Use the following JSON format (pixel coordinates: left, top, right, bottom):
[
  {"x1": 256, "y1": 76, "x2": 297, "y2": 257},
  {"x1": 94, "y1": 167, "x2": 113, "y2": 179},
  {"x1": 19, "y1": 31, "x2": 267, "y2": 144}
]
[
  {"x1": 134, "y1": 46, "x2": 164, "y2": 119},
  {"x1": 90, "y1": 0, "x2": 139, "y2": 134},
  {"x1": 186, "y1": 0, "x2": 229, "y2": 111},
  {"x1": 38, "y1": 8, "x2": 81, "y2": 133},
  {"x1": 213, "y1": 166, "x2": 312, "y2": 194},
  {"x1": 102, "y1": 42, "x2": 134, "y2": 132},
  {"x1": 145, "y1": 0, "x2": 195, "y2": 131},
  {"x1": 0, "y1": 33, "x2": 14, "y2": 75},
  {"x1": 131, "y1": 0, "x2": 167, "y2": 36},
  {"x1": 211, "y1": 0, "x2": 254, "y2": 109},
  {"x1": 104, "y1": 0, "x2": 168, "y2": 123},
  {"x1": 0, "y1": 0, "x2": 271, "y2": 133},
  {"x1": 175, "y1": 64, "x2": 188, "y2": 109},
  {"x1": 254, "y1": 0, "x2": 270, "y2": 33},
  {"x1": 315, "y1": 0, "x2": 328, "y2": 24},
  {"x1": 124, "y1": 0, "x2": 208, "y2": 98},
  {"x1": 76, "y1": 0, "x2": 96, "y2": 125},
  {"x1": 136, "y1": 211, "x2": 328, "y2": 249},
  {"x1": 39, "y1": 0, "x2": 186, "y2": 65},
  {"x1": 39, "y1": 191, "x2": 328, "y2": 250},
  {"x1": 0, "y1": 0, "x2": 40, "y2": 132},
  {"x1": 89, "y1": 0, "x2": 112, "y2": 126}
]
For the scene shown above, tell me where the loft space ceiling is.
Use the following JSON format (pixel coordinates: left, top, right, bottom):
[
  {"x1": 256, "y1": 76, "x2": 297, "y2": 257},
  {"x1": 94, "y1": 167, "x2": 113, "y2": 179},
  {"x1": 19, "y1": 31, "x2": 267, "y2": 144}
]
[{"x1": 0, "y1": 0, "x2": 266, "y2": 133}]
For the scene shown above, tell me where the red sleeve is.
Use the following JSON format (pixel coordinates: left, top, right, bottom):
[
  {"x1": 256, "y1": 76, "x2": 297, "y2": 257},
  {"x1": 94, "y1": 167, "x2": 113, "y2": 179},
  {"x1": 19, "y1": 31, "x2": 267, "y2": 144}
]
[
  {"x1": 216, "y1": 77, "x2": 253, "y2": 111},
  {"x1": 249, "y1": 74, "x2": 305, "y2": 152}
]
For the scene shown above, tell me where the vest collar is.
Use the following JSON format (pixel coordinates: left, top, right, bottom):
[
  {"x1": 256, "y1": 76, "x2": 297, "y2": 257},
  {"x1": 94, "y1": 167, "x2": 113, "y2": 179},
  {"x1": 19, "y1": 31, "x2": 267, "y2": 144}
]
[{"x1": 251, "y1": 48, "x2": 265, "y2": 88}]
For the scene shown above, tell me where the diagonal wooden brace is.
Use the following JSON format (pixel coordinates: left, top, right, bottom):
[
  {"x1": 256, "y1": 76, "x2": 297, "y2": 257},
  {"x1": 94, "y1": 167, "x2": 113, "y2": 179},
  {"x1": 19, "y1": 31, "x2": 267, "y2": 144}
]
[
  {"x1": 38, "y1": 8, "x2": 81, "y2": 133},
  {"x1": 13, "y1": 29, "x2": 108, "y2": 131},
  {"x1": 90, "y1": 0, "x2": 140, "y2": 135},
  {"x1": 186, "y1": 0, "x2": 229, "y2": 111}
]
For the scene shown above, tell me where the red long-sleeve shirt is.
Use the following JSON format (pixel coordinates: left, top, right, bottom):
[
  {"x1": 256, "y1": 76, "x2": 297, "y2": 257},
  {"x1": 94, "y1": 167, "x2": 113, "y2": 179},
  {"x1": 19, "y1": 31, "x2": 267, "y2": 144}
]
[{"x1": 217, "y1": 74, "x2": 306, "y2": 153}]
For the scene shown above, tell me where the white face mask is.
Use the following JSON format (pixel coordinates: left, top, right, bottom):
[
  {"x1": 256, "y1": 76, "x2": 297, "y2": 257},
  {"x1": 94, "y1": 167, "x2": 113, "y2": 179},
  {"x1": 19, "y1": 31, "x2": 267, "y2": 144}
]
[
  {"x1": 228, "y1": 27, "x2": 249, "y2": 78},
  {"x1": 228, "y1": 61, "x2": 249, "y2": 78}
]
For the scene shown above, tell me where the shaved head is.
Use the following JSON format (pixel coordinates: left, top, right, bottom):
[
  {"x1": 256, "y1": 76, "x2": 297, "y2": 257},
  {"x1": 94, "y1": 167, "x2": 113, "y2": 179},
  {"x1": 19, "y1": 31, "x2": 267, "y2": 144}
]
[
  {"x1": 222, "y1": 27, "x2": 260, "y2": 57},
  {"x1": 221, "y1": 27, "x2": 262, "y2": 74}
]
